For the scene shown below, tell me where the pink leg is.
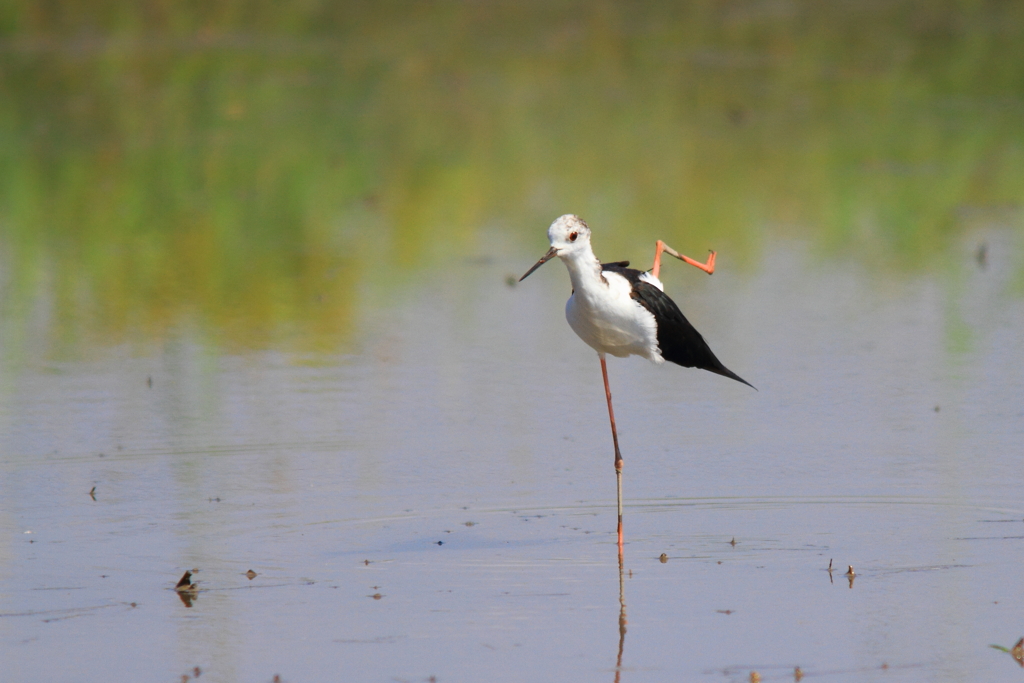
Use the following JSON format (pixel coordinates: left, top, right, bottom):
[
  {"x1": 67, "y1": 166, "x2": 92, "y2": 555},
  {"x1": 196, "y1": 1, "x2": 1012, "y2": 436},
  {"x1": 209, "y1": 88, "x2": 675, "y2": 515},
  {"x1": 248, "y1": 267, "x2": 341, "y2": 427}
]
[
  {"x1": 601, "y1": 355, "x2": 624, "y2": 549},
  {"x1": 651, "y1": 240, "x2": 716, "y2": 279}
]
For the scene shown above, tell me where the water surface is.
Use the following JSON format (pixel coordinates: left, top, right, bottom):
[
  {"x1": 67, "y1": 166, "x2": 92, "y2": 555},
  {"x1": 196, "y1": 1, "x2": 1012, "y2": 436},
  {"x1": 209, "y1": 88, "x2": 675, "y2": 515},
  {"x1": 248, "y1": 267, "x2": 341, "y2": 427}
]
[
  {"x1": 4, "y1": 233, "x2": 1023, "y2": 682},
  {"x1": 2, "y1": 3, "x2": 1024, "y2": 682}
]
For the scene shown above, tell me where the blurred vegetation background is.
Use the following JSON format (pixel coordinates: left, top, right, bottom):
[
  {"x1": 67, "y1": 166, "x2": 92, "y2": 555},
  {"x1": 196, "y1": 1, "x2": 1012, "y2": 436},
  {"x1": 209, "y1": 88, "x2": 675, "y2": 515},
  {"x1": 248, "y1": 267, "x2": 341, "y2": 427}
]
[{"x1": 1, "y1": 0, "x2": 1021, "y2": 354}]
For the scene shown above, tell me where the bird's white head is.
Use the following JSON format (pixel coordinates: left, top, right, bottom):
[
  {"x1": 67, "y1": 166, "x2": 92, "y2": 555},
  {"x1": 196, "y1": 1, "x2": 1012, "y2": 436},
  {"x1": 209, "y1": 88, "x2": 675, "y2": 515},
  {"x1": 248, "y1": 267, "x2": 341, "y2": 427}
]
[
  {"x1": 546, "y1": 214, "x2": 592, "y2": 255},
  {"x1": 519, "y1": 214, "x2": 593, "y2": 282}
]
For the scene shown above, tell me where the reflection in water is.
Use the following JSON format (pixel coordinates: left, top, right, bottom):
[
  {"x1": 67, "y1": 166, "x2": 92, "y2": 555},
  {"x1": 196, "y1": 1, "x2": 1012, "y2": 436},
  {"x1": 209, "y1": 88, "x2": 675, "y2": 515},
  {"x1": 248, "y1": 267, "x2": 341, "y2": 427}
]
[
  {"x1": 0, "y1": 8, "x2": 1022, "y2": 681},
  {"x1": 614, "y1": 547, "x2": 627, "y2": 683},
  {"x1": 1, "y1": 3, "x2": 1022, "y2": 357},
  {"x1": 174, "y1": 570, "x2": 200, "y2": 608},
  {"x1": 989, "y1": 638, "x2": 1024, "y2": 668},
  {"x1": 826, "y1": 559, "x2": 856, "y2": 588},
  {"x1": 176, "y1": 587, "x2": 198, "y2": 609}
]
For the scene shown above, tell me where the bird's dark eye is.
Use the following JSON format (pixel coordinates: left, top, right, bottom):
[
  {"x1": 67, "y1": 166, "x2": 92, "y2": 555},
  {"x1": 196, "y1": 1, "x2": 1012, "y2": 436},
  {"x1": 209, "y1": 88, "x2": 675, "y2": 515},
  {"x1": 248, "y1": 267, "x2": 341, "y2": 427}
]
[{"x1": 569, "y1": 232, "x2": 578, "y2": 242}]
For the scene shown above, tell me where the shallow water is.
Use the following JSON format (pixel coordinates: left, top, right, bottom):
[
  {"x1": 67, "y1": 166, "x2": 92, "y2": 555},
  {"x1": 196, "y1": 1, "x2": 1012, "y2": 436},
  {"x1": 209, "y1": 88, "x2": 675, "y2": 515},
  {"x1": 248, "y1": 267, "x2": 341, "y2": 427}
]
[
  {"x1": 3, "y1": 5, "x2": 1024, "y2": 678},
  {"x1": 2, "y1": 232, "x2": 1022, "y2": 682}
]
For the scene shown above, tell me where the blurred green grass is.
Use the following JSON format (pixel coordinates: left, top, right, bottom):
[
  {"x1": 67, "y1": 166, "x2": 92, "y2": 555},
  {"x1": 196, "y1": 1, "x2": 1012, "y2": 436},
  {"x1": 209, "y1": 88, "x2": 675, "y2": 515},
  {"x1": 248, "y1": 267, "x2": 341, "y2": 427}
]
[{"x1": 1, "y1": 1, "x2": 1021, "y2": 353}]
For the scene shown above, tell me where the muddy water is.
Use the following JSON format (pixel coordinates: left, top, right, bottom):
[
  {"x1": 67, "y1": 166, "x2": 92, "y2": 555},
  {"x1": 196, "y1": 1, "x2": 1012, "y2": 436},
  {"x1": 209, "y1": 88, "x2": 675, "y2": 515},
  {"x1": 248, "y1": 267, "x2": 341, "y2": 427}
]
[{"x1": 2, "y1": 233, "x2": 1023, "y2": 683}]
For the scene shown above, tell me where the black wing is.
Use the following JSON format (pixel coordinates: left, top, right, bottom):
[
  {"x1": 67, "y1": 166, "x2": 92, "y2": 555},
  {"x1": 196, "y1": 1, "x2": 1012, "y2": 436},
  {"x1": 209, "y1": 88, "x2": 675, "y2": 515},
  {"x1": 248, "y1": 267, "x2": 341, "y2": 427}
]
[{"x1": 602, "y1": 264, "x2": 754, "y2": 389}]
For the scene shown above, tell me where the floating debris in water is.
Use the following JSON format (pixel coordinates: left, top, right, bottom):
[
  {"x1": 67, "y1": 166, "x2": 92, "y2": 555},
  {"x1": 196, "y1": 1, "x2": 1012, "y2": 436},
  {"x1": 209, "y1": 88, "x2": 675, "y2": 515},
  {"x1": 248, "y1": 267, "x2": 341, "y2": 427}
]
[
  {"x1": 794, "y1": 666, "x2": 803, "y2": 681},
  {"x1": 730, "y1": 537, "x2": 737, "y2": 546},
  {"x1": 659, "y1": 553, "x2": 668, "y2": 563},
  {"x1": 175, "y1": 570, "x2": 195, "y2": 590},
  {"x1": 89, "y1": 486, "x2": 97, "y2": 501},
  {"x1": 245, "y1": 569, "x2": 257, "y2": 580},
  {"x1": 175, "y1": 569, "x2": 200, "y2": 607},
  {"x1": 989, "y1": 637, "x2": 1024, "y2": 667}
]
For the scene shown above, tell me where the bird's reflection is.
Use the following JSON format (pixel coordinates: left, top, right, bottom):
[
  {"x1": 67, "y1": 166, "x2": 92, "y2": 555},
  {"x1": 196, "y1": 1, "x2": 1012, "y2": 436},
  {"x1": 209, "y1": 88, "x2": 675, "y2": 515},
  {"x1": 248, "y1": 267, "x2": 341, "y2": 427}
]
[{"x1": 614, "y1": 545, "x2": 627, "y2": 683}]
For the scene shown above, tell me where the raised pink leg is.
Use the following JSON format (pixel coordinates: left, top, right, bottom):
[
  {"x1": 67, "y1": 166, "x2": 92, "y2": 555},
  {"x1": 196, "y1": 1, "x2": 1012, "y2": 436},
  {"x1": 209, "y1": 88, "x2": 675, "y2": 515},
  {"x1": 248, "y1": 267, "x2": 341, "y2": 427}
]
[{"x1": 651, "y1": 240, "x2": 716, "y2": 279}]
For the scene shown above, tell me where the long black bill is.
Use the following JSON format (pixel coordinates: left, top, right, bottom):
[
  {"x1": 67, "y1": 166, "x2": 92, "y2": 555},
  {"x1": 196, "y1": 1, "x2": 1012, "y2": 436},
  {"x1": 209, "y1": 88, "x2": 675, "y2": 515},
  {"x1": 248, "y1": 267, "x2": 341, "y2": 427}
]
[{"x1": 519, "y1": 246, "x2": 559, "y2": 282}]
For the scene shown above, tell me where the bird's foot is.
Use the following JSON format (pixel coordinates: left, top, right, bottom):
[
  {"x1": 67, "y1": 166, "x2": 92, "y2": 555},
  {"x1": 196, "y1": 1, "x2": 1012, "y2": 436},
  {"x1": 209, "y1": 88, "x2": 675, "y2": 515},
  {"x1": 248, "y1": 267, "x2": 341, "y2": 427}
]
[{"x1": 652, "y1": 241, "x2": 716, "y2": 278}]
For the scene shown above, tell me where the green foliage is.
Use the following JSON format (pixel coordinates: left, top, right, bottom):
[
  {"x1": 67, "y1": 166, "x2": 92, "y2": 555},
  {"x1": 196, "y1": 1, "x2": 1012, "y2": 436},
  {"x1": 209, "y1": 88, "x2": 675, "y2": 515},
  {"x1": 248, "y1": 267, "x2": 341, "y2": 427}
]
[{"x1": 1, "y1": 0, "x2": 1022, "y2": 352}]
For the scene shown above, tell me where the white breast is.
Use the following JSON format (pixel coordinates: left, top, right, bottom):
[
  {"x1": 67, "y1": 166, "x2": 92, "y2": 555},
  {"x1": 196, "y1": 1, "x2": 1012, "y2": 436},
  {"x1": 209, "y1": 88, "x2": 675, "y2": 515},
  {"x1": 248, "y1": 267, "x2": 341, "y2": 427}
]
[{"x1": 565, "y1": 271, "x2": 664, "y2": 362}]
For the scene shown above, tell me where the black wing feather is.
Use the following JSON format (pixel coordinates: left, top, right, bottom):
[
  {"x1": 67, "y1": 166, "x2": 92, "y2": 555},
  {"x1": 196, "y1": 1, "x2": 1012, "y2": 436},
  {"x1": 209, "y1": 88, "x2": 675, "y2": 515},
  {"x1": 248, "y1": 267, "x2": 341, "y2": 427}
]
[{"x1": 601, "y1": 264, "x2": 754, "y2": 389}]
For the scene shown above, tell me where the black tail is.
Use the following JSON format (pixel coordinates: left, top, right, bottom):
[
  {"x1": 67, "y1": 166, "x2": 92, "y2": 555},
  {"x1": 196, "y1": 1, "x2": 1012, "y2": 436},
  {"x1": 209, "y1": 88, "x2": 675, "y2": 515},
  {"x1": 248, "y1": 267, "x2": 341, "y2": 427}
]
[
  {"x1": 627, "y1": 279, "x2": 756, "y2": 390},
  {"x1": 701, "y1": 358, "x2": 756, "y2": 390}
]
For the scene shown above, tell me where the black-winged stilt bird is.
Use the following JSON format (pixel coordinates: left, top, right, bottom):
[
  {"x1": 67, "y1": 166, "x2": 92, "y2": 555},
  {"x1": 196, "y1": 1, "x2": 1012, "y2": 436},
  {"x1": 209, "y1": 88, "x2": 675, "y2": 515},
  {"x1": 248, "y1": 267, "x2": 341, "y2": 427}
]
[{"x1": 520, "y1": 214, "x2": 753, "y2": 547}]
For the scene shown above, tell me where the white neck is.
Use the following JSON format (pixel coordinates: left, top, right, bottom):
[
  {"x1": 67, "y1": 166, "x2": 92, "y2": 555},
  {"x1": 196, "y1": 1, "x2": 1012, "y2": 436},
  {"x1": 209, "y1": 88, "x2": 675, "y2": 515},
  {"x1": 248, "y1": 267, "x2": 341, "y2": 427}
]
[{"x1": 559, "y1": 244, "x2": 605, "y2": 293}]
